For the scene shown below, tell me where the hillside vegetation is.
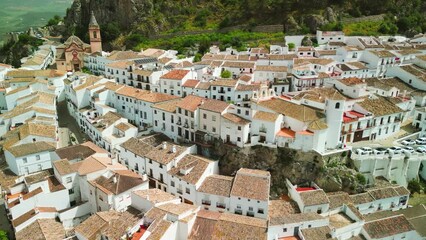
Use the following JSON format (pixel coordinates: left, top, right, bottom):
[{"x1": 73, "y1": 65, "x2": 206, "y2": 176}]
[{"x1": 63, "y1": 0, "x2": 425, "y2": 51}]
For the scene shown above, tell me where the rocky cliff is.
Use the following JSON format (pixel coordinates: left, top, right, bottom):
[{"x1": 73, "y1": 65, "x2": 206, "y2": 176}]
[{"x1": 209, "y1": 142, "x2": 364, "y2": 198}]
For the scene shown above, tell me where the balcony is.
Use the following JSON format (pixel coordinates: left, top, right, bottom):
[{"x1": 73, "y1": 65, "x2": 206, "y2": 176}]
[
  {"x1": 216, "y1": 203, "x2": 226, "y2": 209},
  {"x1": 177, "y1": 189, "x2": 183, "y2": 194},
  {"x1": 202, "y1": 200, "x2": 211, "y2": 206},
  {"x1": 259, "y1": 127, "x2": 267, "y2": 133}
]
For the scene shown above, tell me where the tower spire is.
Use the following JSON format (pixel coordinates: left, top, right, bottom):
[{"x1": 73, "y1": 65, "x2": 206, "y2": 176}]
[{"x1": 89, "y1": 11, "x2": 99, "y2": 27}]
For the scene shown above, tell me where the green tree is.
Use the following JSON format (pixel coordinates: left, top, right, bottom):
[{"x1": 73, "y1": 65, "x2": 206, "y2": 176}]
[
  {"x1": 193, "y1": 53, "x2": 202, "y2": 62},
  {"x1": 356, "y1": 173, "x2": 366, "y2": 185},
  {"x1": 0, "y1": 230, "x2": 8, "y2": 240},
  {"x1": 287, "y1": 42, "x2": 295, "y2": 50},
  {"x1": 47, "y1": 15, "x2": 62, "y2": 26},
  {"x1": 221, "y1": 70, "x2": 232, "y2": 78},
  {"x1": 408, "y1": 180, "x2": 422, "y2": 195}
]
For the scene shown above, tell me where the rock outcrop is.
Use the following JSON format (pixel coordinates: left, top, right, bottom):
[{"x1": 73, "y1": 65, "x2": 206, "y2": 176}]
[{"x1": 209, "y1": 141, "x2": 364, "y2": 198}]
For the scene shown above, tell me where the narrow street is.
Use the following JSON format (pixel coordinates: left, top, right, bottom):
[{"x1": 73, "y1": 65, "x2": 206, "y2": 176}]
[{"x1": 56, "y1": 101, "x2": 88, "y2": 145}]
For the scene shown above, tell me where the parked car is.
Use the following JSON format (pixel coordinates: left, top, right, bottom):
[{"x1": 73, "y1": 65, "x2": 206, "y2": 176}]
[
  {"x1": 416, "y1": 146, "x2": 426, "y2": 153},
  {"x1": 387, "y1": 146, "x2": 402, "y2": 154},
  {"x1": 356, "y1": 147, "x2": 373, "y2": 155},
  {"x1": 401, "y1": 139, "x2": 416, "y2": 146},
  {"x1": 416, "y1": 138, "x2": 426, "y2": 145},
  {"x1": 374, "y1": 148, "x2": 387, "y2": 155},
  {"x1": 402, "y1": 146, "x2": 415, "y2": 154}
]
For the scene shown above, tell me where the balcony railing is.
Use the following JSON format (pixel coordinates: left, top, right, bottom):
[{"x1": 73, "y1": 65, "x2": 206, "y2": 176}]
[
  {"x1": 202, "y1": 200, "x2": 211, "y2": 206},
  {"x1": 216, "y1": 203, "x2": 226, "y2": 209},
  {"x1": 177, "y1": 189, "x2": 183, "y2": 194}
]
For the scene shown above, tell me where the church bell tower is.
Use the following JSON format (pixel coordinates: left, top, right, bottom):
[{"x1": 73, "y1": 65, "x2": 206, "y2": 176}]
[{"x1": 88, "y1": 11, "x2": 102, "y2": 53}]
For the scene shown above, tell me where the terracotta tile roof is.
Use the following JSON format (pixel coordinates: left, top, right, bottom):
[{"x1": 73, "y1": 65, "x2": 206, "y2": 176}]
[
  {"x1": 182, "y1": 79, "x2": 200, "y2": 88},
  {"x1": 308, "y1": 119, "x2": 328, "y2": 131},
  {"x1": 195, "y1": 82, "x2": 211, "y2": 90},
  {"x1": 140, "y1": 48, "x2": 165, "y2": 58},
  {"x1": 326, "y1": 191, "x2": 353, "y2": 209},
  {"x1": 73, "y1": 155, "x2": 126, "y2": 175},
  {"x1": 198, "y1": 175, "x2": 234, "y2": 197},
  {"x1": 106, "y1": 50, "x2": 141, "y2": 61},
  {"x1": 267, "y1": 54, "x2": 298, "y2": 60},
  {"x1": 256, "y1": 65, "x2": 288, "y2": 72},
  {"x1": 53, "y1": 159, "x2": 76, "y2": 176},
  {"x1": 358, "y1": 96, "x2": 403, "y2": 116},
  {"x1": 55, "y1": 142, "x2": 97, "y2": 160},
  {"x1": 364, "y1": 215, "x2": 415, "y2": 239},
  {"x1": 258, "y1": 98, "x2": 324, "y2": 122},
  {"x1": 160, "y1": 69, "x2": 190, "y2": 80},
  {"x1": 276, "y1": 128, "x2": 296, "y2": 138},
  {"x1": 210, "y1": 79, "x2": 238, "y2": 87},
  {"x1": 235, "y1": 84, "x2": 261, "y2": 91},
  {"x1": 317, "y1": 50, "x2": 337, "y2": 55},
  {"x1": 5, "y1": 141, "x2": 56, "y2": 157},
  {"x1": 116, "y1": 85, "x2": 179, "y2": 103},
  {"x1": 120, "y1": 137, "x2": 155, "y2": 157},
  {"x1": 222, "y1": 61, "x2": 255, "y2": 69},
  {"x1": 253, "y1": 110, "x2": 279, "y2": 122},
  {"x1": 271, "y1": 212, "x2": 323, "y2": 225},
  {"x1": 238, "y1": 74, "x2": 252, "y2": 82},
  {"x1": 393, "y1": 185, "x2": 410, "y2": 196},
  {"x1": 400, "y1": 64, "x2": 426, "y2": 82},
  {"x1": 293, "y1": 88, "x2": 346, "y2": 103},
  {"x1": 368, "y1": 50, "x2": 396, "y2": 58},
  {"x1": 367, "y1": 186, "x2": 400, "y2": 200},
  {"x1": 300, "y1": 226, "x2": 333, "y2": 240},
  {"x1": 230, "y1": 168, "x2": 270, "y2": 201},
  {"x1": 6, "y1": 69, "x2": 66, "y2": 78},
  {"x1": 350, "y1": 192, "x2": 375, "y2": 205},
  {"x1": 91, "y1": 170, "x2": 146, "y2": 195},
  {"x1": 15, "y1": 219, "x2": 65, "y2": 240},
  {"x1": 294, "y1": 58, "x2": 334, "y2": 66},
  {"x1": 75, "y1": 208, "x2": 141, "y2": 240},
  {"x1": 299, "y1": 189, "x2": 329, "y2": 206},
  {"x1": 268, "y1": 200, "x2": 300, "y2": 225},
  {"x1": 12, "y1": 207, "x2": 57, "y2": 228},
  {"x1": 157, "y1": 202, "x2": 198, "y2": 216},
  {"x1": 133, "y1": 189, "x2": 179, "y2": 204},
  {"x1": 222, "y1": 113, "x2": 250, "y2": 125},
  {"x1": 146, "y1": 218, "x2": 172, "y2": 240},
  {"x1": 176, "y1": 95, "x2": 205, "y2": 112},
  {"x1": 211, "y1": 212, "x2": 267, "y2": 240},
  {"x1": 168, "y1": 155, "x2": 213, "y2": 185},
  {"x1": 339, "y1": 77, "x2": 366, "y2": 86},
  {"x1": 152, "y1": 98, "x2": 182, "y2": 113},
  {"x1": 199, "y1": 99, "x2": 229, "y2": 113},
  {"x1": 144, "y1": 142, "x2": 187, "y2": 165}
]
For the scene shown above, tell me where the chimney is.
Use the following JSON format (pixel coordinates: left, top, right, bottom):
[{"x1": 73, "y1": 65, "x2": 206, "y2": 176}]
[
  {"x1": 113, "y1": 175, "x2": 117, "y2": 184},
  {"x1": 172, "y1": 145, "x2": 177, "y2": 153},
  {"x1": 162, "y1": 142, "x2": 167, "y2": 150},
  {"x1": 35, "y1": 208, "x2": 40, "y2": 214}
]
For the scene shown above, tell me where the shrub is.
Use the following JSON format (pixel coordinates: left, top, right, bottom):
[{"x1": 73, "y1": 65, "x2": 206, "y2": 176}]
[
  {"x1": 408, "y1": 180, "x2": 421, "y2": 195},
  {"x1": 221, "y1": 70, "x2": 232, "y2": 78},
  {"x1": 356, "y1": 173, "x2": 367, "y2": 185}
]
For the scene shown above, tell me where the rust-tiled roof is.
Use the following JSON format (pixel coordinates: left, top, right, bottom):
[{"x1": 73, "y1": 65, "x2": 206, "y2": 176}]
[
  {"x1": 222, "y1": 113, "x2": 250, "y2": 125},
  {"x1": 133, "y1": 189, "x2": 179, "y2": 204},
  {"x1": 53, "y1": 159, "x2": 76, "y2": 176},
  {"x1": 160, "y1": 69, "x2": 190, "y2": 80},
  {"x1": 5, "y1": 141, "x2": 56, "y2": 157},
  {"x1": 364, "y1": 214, "x2": 415, "y2": 239},
  {"x1": 258, "y1": 98, "x2": 324, "y2": 122},
  {"x1": 168, "y1": 155, "x2": 213, "y2": 185},
  {"x1": 92, "y1": 170, "x2": 145, "y2": 195},
  {"x1": 144, "y1": 142, "x2": 187, "y2": 165},
  {"x1": 358, "y1": 96, "x2": 403, "y2": 116},
  {"x1": 120, "y1": 137, "x2": 155, "y2": 157},
  {"x1": 198, "y1": 175, "x2": 234, "y2": 197},
  {"x1": 230, "y1": 168, "x2": 270, "y2": 201},
  {"x1": 326, "y1": 191, "x2": 353, "y2": 209},
  {"x1": 339, "y1": 77, "x2": 366, "y2": 86},
  {"x1": 176, "y1": 95, "x2": 205, "y2": 112},
  {"x1": 253, "y1": 111, "x2": 279, "y2": 122},
  {"x1": 299, "y1": 189, "x2": 329, "y2": 206},
  {"x1": 116, "y1": 85, "x2": 179, "y2": 103},
  {"x1": 182, "y1": 79, "x2": 200, "y2": 88},
  {"x1": 199, "y1": 99, "x2": 229, "y2": 113},
  {"x1": 256, "y1": 65, "x2": 288, "y2": 72},
  {"x1": 15, "y1": 219, "x2": 65, "y2": 240},
  {"x1": 152, "y1": 98, "x2": 182, "y2": 113}
]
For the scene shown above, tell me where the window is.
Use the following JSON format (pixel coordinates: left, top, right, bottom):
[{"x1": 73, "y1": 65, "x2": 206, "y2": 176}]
[
  {"x1": 249, "y1": 207, "x2": 253, "y2": 211},
  {"x1": 203, "y1": 113, "x2": 207, "y2": 119},
  {"x1": 69, "y1": 188, "x2": 74, "y2": 194},
  {"x1": 237, "y1": 126, "x2": 241, "y2": 131},
  {"x1": 23, "y1": 158, "x2": 27, "y2": 164},
  {"x1": 283, "y1": 228, "x2": 287, "y2": 232},
  {"x1": 237, "y1": 137, "x2": 241, "y2": 142},
  {"x1": 99, "y1": 195, "x2": 103, "y2": 201},
  {"x1": 66, "y1": 177, "x2": 72, "y2": 183},
  {"x1": 335, "y1": 102, "x2": 340, "y2": 109},
  {"x1": 36, "y1": 155, "x2": 40, "y2": 160},
  {"x1": 186, "y1": 188, "x2": 190, "y2": 194},
  {"x1": 212, "y1": 127, "x2": 216, "y2": 133},
  {"x1": 212, "y1": 116, "x2": 216, "y2": 121},
  {"x1": 90, "y1": 190, "x2": 93, "y2": 195},
  {"x1": 171, "y1": 181, "x2": 175, "y2": 187}
]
